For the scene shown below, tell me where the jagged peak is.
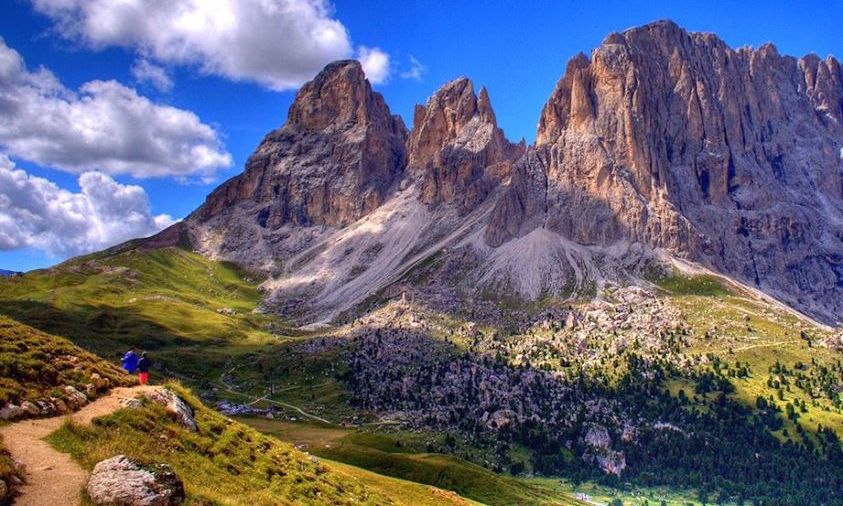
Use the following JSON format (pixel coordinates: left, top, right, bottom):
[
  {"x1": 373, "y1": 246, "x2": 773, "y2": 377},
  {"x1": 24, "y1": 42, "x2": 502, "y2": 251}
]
[
  {"x1": 568, "y1": 52, "x2": 591, "y2": 68},
  {"x1": 409, "y1": 76, "x2": 491, "y2": 165},
  {"x1": 286, "y1": 59, "x2": 387, "y2": 132},
  {"x1": 537, "y1": 19, "x2": 843, "y2": 145},
  {"x1": 423, "y1": 76, "x2": 478, "y2": 118},
  {"x1": 612, "y1": 18, "x2": 683, "y2": 41},
  {"x1": 601, "y1": 19, "x2": 737, "y2": 58},
  {"x1": 424, "y1": 75, "x2": 475, "y2": 97},
  {"x1": 477, "y1": 85, "x2": 497, "y2": 124}
]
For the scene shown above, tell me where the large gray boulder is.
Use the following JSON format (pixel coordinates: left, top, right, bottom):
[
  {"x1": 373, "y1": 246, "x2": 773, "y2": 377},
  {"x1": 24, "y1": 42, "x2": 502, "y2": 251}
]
[{"x1": 86, "y1": 455, "x2": 184, "y2": 506}]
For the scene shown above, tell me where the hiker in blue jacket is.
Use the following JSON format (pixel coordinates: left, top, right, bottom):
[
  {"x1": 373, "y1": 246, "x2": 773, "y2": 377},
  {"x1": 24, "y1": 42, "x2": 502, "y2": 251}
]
[{"x1": 121, "y1": 347, "x2": 139, "y2": 374}]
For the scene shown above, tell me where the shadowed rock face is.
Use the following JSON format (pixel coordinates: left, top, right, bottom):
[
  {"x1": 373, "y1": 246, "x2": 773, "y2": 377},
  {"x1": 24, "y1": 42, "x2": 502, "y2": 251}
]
[
  {"x1": 192, "y1": 60, "x2": 408, "y2": 228},
  {"x1": 155, "y1": 21, "x2": 843, "y2": 325}
]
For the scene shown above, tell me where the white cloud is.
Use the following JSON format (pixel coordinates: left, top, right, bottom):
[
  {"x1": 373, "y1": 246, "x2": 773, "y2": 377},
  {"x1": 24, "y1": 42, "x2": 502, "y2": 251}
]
[
  {"x1": 0, "y1": 155, "x2": 175, "y2": 256},
  {"x1": 31, "y1": 0, "x2": 389, "y2": 91},
  {"x1": 357, "y1": 46, "x2": 390, "y2": 84},
  {"x1": 0, "y1": 38, "x2": 231, "y2": 179},
  {"x1": 131, "y1": 58, "x2": 173, "y2": 92},
  {"x1": 400, "y1": 55, "x2": 425, "y2": 81}
]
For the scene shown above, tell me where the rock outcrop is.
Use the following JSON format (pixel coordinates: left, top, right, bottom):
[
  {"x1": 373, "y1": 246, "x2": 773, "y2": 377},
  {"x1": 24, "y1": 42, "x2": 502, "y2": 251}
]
[
  {"x1": 121, "y1": 389, "x2": 197, "y2": 432},
  {"x1": 87, "y1": 455, "x2": 184, "y2": 506},
  {"x1": 408, "y1": 78, "x2": 523, "y2": 213}
]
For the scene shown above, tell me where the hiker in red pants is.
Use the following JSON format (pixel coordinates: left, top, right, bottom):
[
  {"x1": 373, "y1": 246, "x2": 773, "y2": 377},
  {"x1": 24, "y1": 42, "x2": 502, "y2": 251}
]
[{"x1": 138, "y1": 352, "x2": 151, "y2": 385}]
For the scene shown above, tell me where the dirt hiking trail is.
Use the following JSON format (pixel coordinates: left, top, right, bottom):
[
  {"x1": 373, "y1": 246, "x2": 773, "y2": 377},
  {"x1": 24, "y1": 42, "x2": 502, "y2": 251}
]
[{"x1": 0, "y1": 385, "x2": 160, "y2": 506}]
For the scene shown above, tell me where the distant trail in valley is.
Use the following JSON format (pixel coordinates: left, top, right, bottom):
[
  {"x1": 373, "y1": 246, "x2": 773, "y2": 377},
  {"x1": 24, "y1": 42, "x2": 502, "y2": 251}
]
[{"x1": 218, "y1": 364, "x2": 332, "y2": 424}]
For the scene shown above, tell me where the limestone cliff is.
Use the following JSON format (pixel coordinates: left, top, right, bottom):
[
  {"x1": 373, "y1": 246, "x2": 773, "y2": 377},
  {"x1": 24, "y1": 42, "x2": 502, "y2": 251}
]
[
  {"x1": 488, "y1": 20, "x2": 843, "y2": 322},
  {"x1": 408, "y1": 78, "x2": 523, "y2": 213}
]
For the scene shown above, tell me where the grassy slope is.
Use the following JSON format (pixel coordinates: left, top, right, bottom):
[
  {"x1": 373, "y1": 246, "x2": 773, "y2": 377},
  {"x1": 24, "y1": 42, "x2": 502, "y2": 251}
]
[
  {"x1": 0, "y1": 316, "x2": 133, "y2": 505},
  {"x1": 0, "y1": 250, "x2": 491, "y2": 504},
  {"x1": 239, "y1": 418, "x2": 584, "y2": 506},
  {"x1": 0, "y1": 247, "x2": 280, "y2": 382},
  {"x1": 652, "y1": 272, "x2": 843, "y2": 441},
  {"x1": 48, "y1": 385, "x2": 470, "y2": 506},
  {"x1": 3, "y1": 247, "x2": 839, "y2": 505},
  {"x1": 0, "y1": 316, "x2": 134, "y2": 407}
]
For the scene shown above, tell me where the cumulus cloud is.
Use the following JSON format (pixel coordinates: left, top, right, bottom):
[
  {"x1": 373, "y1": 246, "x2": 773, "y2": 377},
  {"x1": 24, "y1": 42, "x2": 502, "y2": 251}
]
[
  {"x1": 31, "y1": 0, "x2": 391, "y2": 90},
  {"x1": 357, "y1": 46, "x2": 390, "y2": 84},
  {"x1": 131, "y1": 58, "x2": 173, "y2": 92},
  {"x1": 0, "y1": 155, "x2": 174, "y2": 256},
  {"x1": 0, "y1": 39, "x2": 231, "y2": 179},
  {"x1": 400, "y1": 55, "x2": 426, "y2": 81}
]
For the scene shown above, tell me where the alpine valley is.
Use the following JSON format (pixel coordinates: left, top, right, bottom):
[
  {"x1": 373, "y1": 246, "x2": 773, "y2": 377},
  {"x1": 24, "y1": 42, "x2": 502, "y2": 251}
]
[{"x1": 1, "y1": 20, "x2": 842, "y2": 506}]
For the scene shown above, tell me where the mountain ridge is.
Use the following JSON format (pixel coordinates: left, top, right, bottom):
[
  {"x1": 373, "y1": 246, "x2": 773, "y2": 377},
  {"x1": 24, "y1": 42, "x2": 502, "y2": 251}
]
[{"x1": 149, "y1": 19, "x2": 843, "y2": 326}]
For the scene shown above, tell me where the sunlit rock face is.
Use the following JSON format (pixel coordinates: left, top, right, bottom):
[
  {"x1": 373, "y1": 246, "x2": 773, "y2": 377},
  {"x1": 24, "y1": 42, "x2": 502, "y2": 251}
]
[
  {"x1": 491, "y1": 20, "x2": 843, "y2": 322},
  {"x1": 151, "y1": 21, "x2": 843, "y2": 325},
  {"x1": 408, "y1": 77, "x2": 524, "y2": 214}
]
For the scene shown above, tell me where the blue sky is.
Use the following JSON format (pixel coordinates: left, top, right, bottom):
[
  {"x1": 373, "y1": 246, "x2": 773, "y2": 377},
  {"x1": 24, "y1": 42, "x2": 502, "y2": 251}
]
[{"x1": 0, "y1": 0, "x2": 841, "y2": 271}]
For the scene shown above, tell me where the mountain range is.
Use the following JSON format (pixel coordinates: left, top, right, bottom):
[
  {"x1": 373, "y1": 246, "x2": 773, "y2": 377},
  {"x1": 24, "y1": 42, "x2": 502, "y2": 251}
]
[{"x1": 149, "y1": 19, "x2": 843, "y2": 327}]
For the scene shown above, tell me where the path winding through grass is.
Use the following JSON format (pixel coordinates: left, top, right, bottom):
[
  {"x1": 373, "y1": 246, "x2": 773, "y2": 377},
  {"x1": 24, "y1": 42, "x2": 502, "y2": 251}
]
[{"x1": 0, "y1": 386, "x2": 159, "y2": 506}]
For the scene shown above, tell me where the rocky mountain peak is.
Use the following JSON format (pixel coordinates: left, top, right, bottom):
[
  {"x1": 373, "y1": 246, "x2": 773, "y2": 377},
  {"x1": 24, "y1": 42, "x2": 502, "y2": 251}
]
[
  {"x1": 408, "y1": 77, "x2": 486, "y2": 165},
  {"x1": 187, "y1": 58, "x2": 407, "y2": 234},
  {"x1": 286, "y1": 60, "x2": 394, "y2": 133},
  {"x1": 409, "y1": 78, "x2": 522, "y2": 211},
  {"x1": 512, "y1": 20, "x2": 843, "y2": 322},
  {"x1": 799, "y1": 53, "x2": 843, "y2": 131},
  {"x1": 158, "y1": 21, "x2": 843, "y2": 326}
]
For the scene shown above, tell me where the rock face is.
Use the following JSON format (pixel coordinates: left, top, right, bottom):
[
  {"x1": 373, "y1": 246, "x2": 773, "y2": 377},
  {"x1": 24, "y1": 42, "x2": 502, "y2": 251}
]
[
  {"x1": 491, "y1": 20, "x2": 843, "y2": 322},
  {"x1": 197, "y1": 60, "x2": 407, "y2": 228},
  {"x1": 156, "y1": 20, "x2": 843, "y2": 325},
  {"x1": 87, "y1": 455, "x2": 184, "y2": 506},
  {"x1": 583, "y1": 425, "x2": 627, "y2": 476},
  {"x1": 408, "y1": 78, "x2": 523, "y2": 213},
  {"x1": 0, "y1": 404, "x2": 24, "y2": 421}
]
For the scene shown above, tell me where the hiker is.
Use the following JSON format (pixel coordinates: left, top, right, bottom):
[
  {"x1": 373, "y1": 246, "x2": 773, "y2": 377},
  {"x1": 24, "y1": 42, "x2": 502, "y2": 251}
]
[
  {"x1": 138, "y1": 352, "x2": 151, "y2": 385},
  {"x1": 121, "y1": 348, "x2": 139, "y2": 374}
]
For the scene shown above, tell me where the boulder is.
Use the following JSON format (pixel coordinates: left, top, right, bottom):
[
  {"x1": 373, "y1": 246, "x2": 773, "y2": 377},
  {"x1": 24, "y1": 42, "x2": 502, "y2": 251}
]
[
  {"x1": 142, "y1": 390, "x2": 197, "y2": 432},
  {"x1": 19, "y1": 401, "x2": 40, "y2": 417},
  {"x1": 36, "y1": 400, "x2": 55, "y2": 416},
  {"x1": 0, "y1": 404, "x2": 23, "y2": 421},
  {"x1": 485, "y1": 409, "x2": 517, "y2": 429},
  {"x1": 64, "y1": 386, "x2": 88, "y2": 409},
  {"x1": 91, "y1": 373, "x2": 110, "y2": 391},
  {"x1": 51, "y1": 397, "x2": 69, "y2": 414},
  {"x1": 584, "y1": 425, "x2": 612, "y2": 450},
  {"x1": 87, "y1": 455, "x2": 184, "y2": 506},
  {"x1": 595, "y1": 450, "x2": 627, "y2": 477},
  {"x1": 119, "y1": 397, "x2": 145, "y2": 410}
]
